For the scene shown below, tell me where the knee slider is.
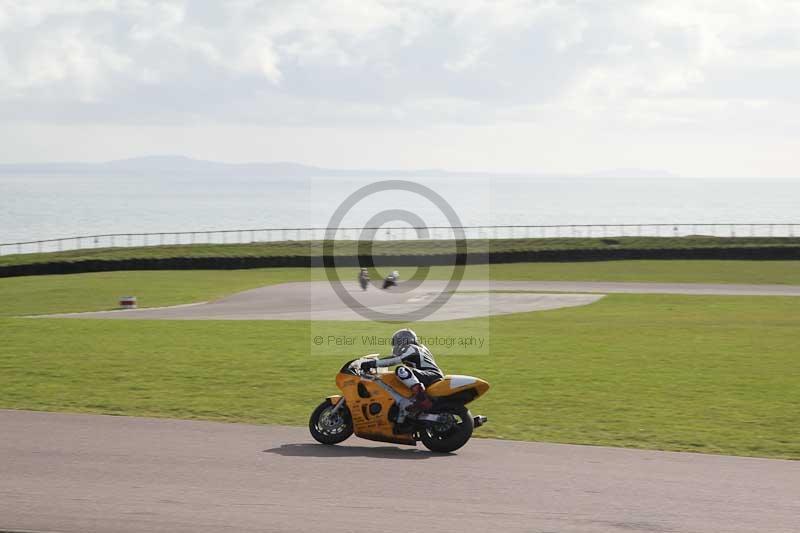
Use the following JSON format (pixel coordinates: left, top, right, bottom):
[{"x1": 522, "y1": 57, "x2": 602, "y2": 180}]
[{"x1": 395, "y1": 366, "x2": 412, "y2": 379}]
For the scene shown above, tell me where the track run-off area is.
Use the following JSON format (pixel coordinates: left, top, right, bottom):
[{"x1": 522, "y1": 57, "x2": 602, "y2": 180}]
[{"x1": 34, "y1": 280, "x2": 800, "y2": 321}]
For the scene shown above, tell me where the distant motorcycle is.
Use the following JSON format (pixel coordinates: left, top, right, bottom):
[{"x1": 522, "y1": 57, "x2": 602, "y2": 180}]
[
  {"x1": 309, "y1": 356, "x2": 490, "y2": 453},
  {"x1": 382, "y1": 270, "x2": 399, "y2": 289},
  {"x1": 358, "y1": 269, "x2": 370, "y2": 291}
]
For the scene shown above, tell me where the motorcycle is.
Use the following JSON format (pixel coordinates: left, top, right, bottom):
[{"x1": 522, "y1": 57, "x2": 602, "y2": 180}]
[
  {"x1": 382, "y1": 271, "x2": 399, "y2": 289},
  {"x1": 309, "y1": 356, "x2": 489, "y2": 453}
]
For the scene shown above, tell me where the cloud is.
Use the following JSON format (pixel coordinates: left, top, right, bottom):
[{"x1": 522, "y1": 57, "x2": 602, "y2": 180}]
[{"x1": 0, "y1": 0, "x2": 799, "y2": 176}]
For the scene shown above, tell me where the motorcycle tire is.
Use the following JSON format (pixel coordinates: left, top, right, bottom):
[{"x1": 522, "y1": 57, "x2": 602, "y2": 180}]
[
  {"x1": 309, "y1": 400, "x2": 353, "y2": 445},
  {"x1": 420, "y1": 405, "x2": 474, "y2": 453}
]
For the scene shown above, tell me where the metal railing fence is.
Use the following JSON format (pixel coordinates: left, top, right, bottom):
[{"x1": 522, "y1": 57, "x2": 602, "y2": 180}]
[{"x1": 1, "y1": 223, "x2": 798, "y2": 257}]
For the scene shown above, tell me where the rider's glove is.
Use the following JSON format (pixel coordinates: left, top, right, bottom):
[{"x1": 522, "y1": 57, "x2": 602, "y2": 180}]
[{"x1": 360, "y1": 359, "x2": 377, "y2": 373}]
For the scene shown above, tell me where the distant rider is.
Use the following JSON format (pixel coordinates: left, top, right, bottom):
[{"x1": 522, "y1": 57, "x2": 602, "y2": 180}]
[
  {"x1": 358, "y1": 328, "x2": 442, "y2": 411},
  {"x1": 358, "y1": 268, "x2": 370, "y2": 290},
  {"x1": 382, "y1": 270, "x2": 399, "y2": 289}
]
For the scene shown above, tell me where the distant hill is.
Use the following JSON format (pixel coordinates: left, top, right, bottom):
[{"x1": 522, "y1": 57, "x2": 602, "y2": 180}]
[{"x1": 0, "y1": 155, "x2": 678, "y2": 179}]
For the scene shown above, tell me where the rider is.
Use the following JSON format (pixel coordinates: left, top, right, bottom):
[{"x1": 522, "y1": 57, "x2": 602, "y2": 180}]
[
  {"x1": 359, "y1": 328, "x2": 442, "y2": 411},
  {"x1": 358, "y1": 268, "x2": 370, "y2": 290}
]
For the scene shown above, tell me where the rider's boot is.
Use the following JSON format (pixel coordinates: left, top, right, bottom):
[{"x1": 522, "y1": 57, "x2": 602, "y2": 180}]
[
  {"x1": 395, "y1": 384, "x2": 433, "y2": 431},
  {"x1": 409, "y1": 384, "x2": 433, "y2": 412}
]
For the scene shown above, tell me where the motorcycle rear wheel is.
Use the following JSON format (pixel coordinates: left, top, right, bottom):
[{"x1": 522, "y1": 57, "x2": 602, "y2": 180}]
[
  {"x1": 309, "y1": 400, "x2": 353, "y2": 445},
  {"x1": 420, "y1": 405, "x2": 474, "y2": 453}
]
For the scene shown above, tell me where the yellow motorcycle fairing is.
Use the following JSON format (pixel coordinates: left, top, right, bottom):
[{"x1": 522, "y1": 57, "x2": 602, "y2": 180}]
[
  {"x1": 335, "y1": 372, "x2": 415, "y2": 445},
  {"x1": 427, "y1": 375, "x2": 490, "y2": 403}
]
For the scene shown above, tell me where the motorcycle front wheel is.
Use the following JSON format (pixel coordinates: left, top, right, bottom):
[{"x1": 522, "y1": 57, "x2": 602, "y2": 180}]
[
  {"x1": 420, "y1": 405, "x2": 474, "y2": 453},
  {"x1": 309, "y1": 400, "x2": 353, "y2": 445}
]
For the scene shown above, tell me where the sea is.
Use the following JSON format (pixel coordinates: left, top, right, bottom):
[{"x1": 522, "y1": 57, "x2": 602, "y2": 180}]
[{"x1": 1, "y1": 174, "x2": 798, "y2": 244}]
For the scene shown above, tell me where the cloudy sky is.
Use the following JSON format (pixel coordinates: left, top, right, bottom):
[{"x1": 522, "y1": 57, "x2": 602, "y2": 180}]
[{"x1": 1, "y1": 0, "x2": 799, "y2": 177}]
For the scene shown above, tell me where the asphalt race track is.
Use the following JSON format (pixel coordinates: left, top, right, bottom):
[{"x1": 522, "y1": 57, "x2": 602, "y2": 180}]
[
  {"x1": 36, "y1": 280, "x2": 800, "y2": 321},
  {"x1": 1, "y1": 410, "x2": 798, "y2": 533}
]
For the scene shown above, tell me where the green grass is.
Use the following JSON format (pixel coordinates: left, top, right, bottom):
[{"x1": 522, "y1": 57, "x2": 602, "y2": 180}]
[
  {"x1": 0, "y1": 294, "x2": 797, "y2": 459},
  {"x1": 2, "y1": 235, "x2": 800, "y2": 267},
  {"x1": 0, "y1": 265, "x2": 799, "y2": 459},
  {"x1": 0, "y1": 269, "x2": 311, "y2": 317},
  {"x1": 1, "y1": 260, "x2": 799, "y2": 317}
]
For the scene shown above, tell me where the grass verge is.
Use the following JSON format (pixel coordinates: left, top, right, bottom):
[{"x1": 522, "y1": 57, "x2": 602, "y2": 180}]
[
  {"x1": 2, "y1": 260, "x2": 800, "y2": 317},
  {"x1": 0, "y1": 270, "x2": 798, "y2": 459}
]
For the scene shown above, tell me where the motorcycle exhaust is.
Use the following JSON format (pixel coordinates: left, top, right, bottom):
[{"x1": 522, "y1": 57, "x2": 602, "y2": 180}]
[{"x1": 473, "y1": 415, "x2": 488, "y2": 428}]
